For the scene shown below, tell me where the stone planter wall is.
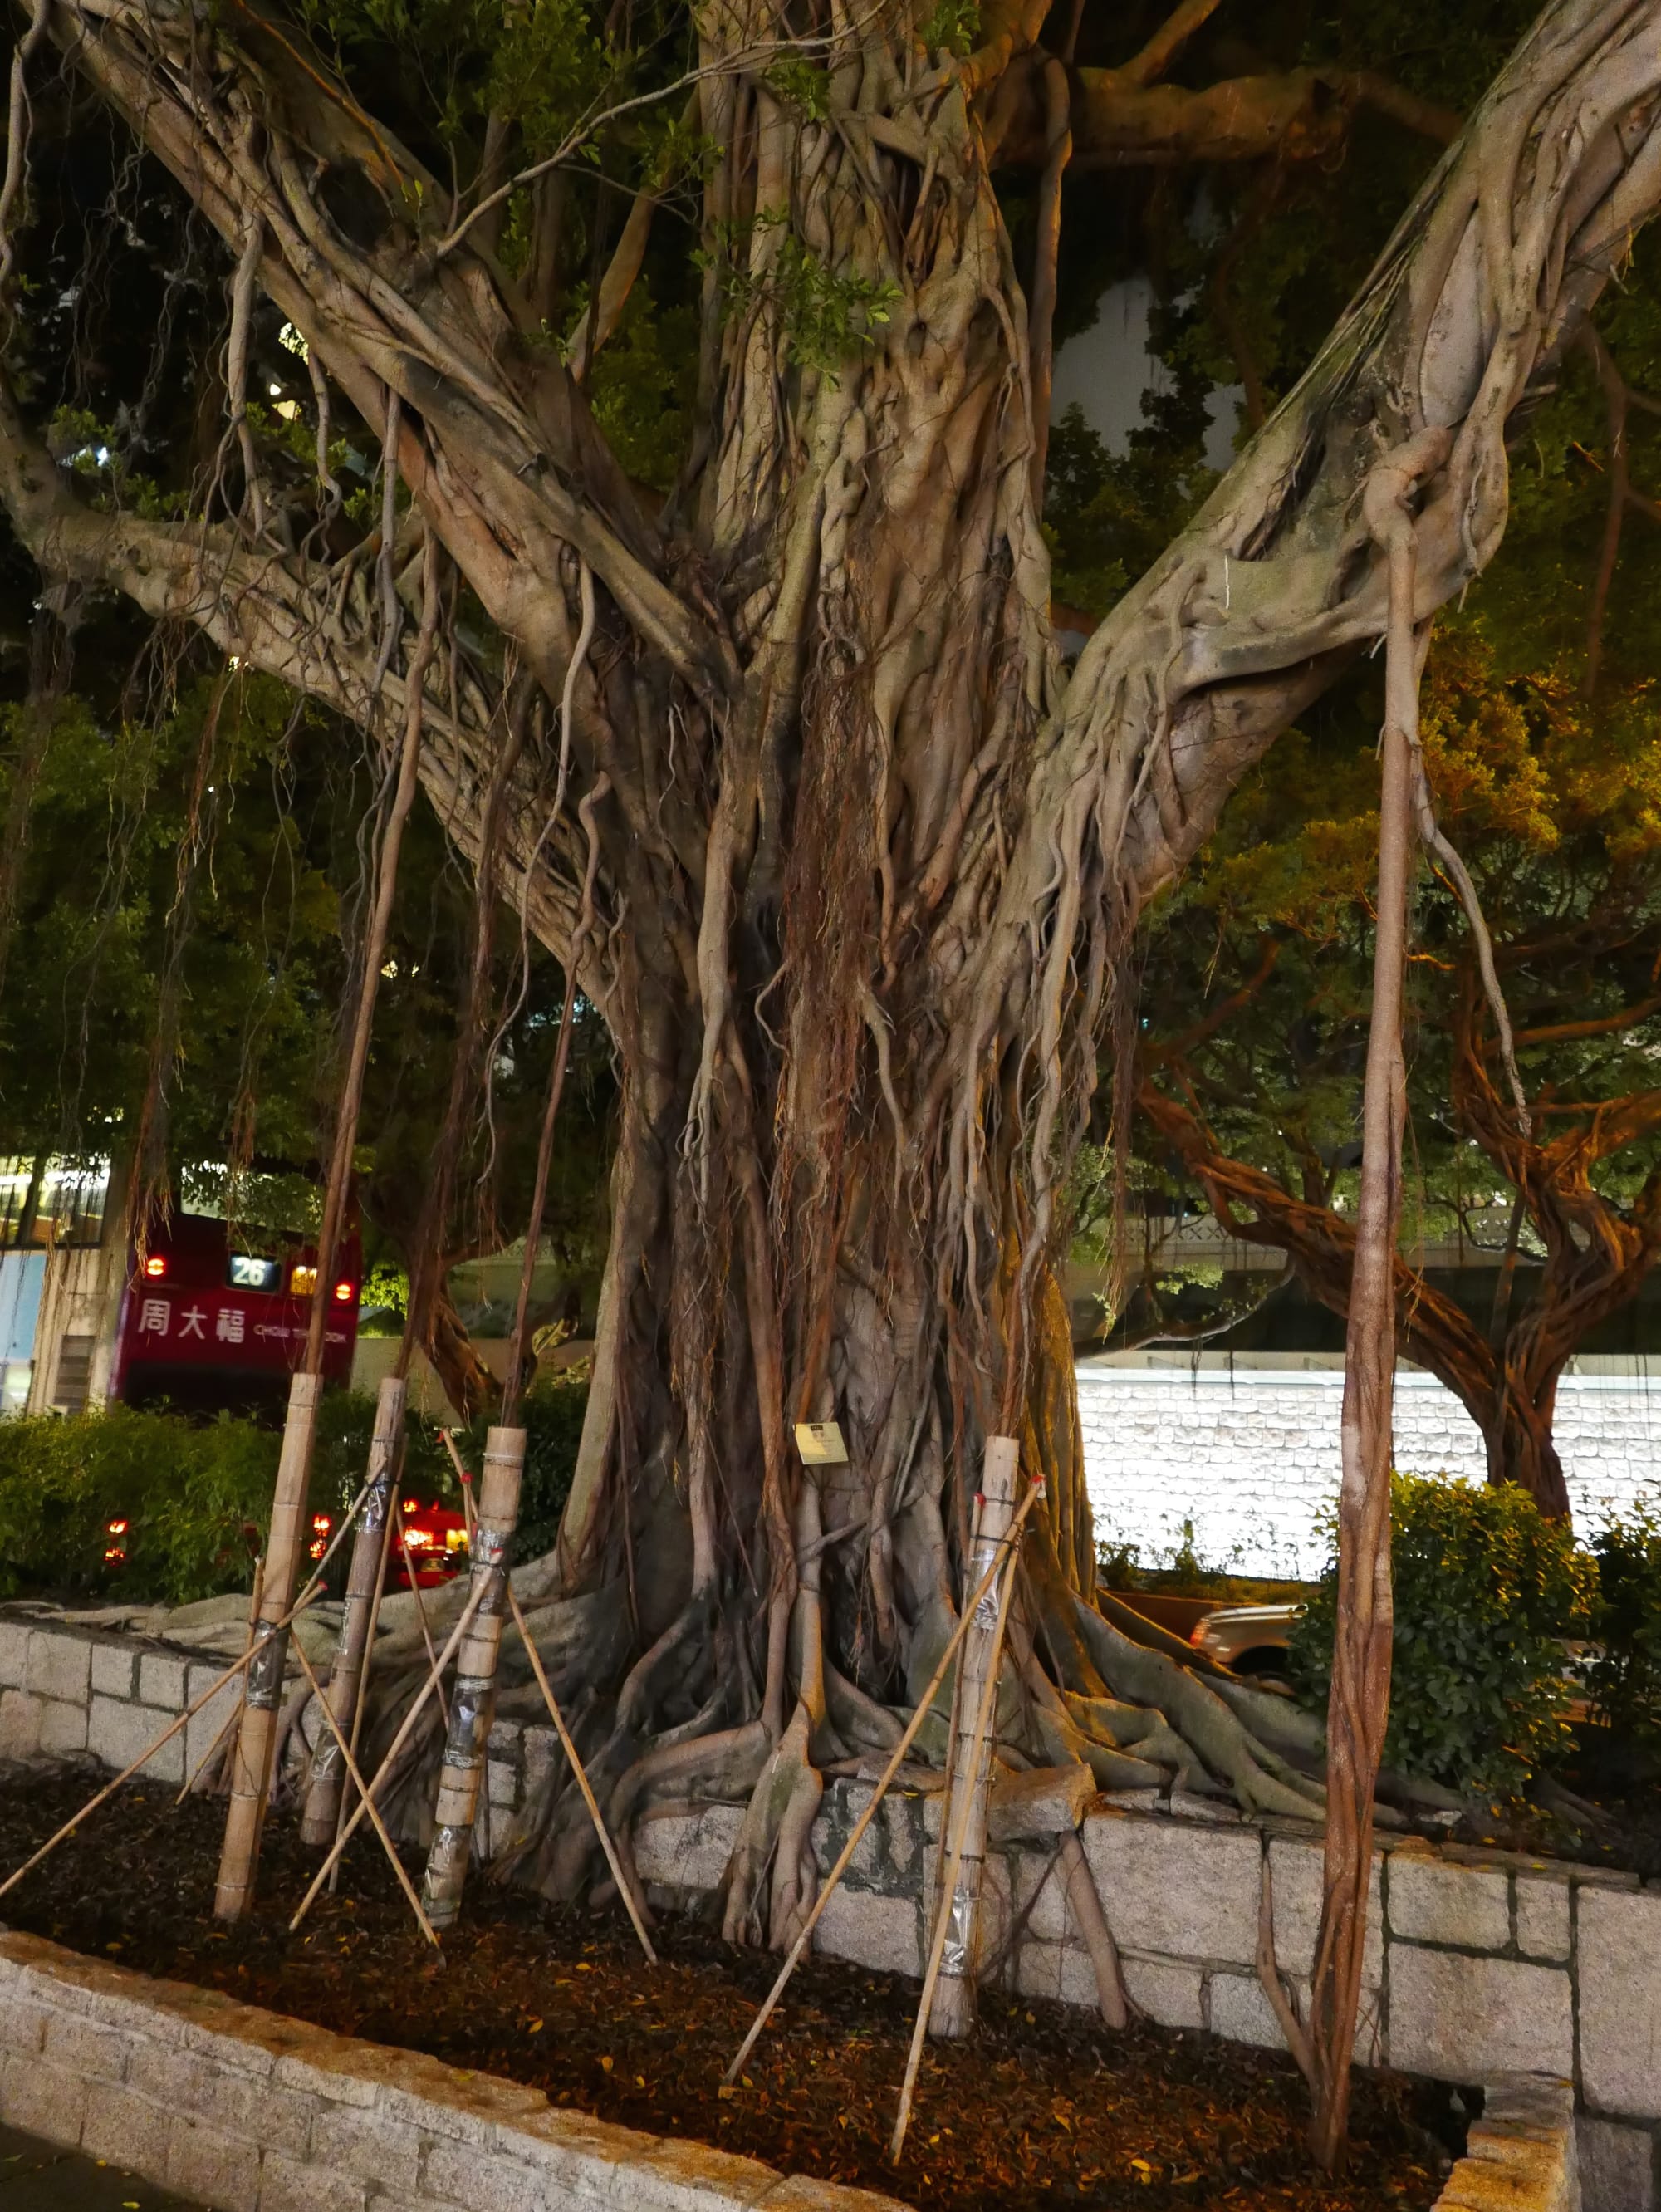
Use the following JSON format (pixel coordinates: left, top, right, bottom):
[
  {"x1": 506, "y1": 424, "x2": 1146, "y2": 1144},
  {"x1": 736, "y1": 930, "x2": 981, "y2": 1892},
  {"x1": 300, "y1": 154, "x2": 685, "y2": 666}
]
[
  {"x1": 6, "y1": 1607, "x2": 1659, "y2": 2210},
  {"x1": 0, "y1": 1929, "x2": 906, "y2": 2211}
]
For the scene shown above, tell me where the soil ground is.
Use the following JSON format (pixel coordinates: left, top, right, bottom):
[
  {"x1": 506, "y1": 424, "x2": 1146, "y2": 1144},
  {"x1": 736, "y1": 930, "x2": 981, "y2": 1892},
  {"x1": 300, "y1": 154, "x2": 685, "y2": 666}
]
[{"x1": 0, "y1": 1763, "x2": 1460, "y2": 2212}]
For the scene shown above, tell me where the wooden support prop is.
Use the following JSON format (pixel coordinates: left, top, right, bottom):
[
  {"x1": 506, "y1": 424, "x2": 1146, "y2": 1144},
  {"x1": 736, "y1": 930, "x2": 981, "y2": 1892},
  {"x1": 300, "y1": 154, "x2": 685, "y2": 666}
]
[
  {"x1": 419, "y1": 1427, "x2": 525, "y2": 1930},
  {"x1": 301, "y1": 1375, "x2": 405, "y2": 1846},
  {"x1": 215, "y1": 546, "x2": 440, "y2": 1920},
  {"x1": 0, "y1": 1585, "x2": 321, "y2": 1907},
  {"x1": 215, "y1": 1367, "x2": 323, "y2": 1920},
  {"x1": 291, "y1": 1569, "x2": 491, "y2": 1930},
  {"x1": 723, "y1": 1469, "x2": 1045, "y2": 2090},
  {"x1": 287, "y1": 1633, "x2": 440, "y2": 1947},
  {"x1": 893, "y1": 1442, "x2": 1025, "y2": 2161},
  {"x1": 502, "y1": 1577, "x2": 657, "y2": 1964},
  {"x1": 928, "y1": 1437, "x2": 1018, "y2": 2039}
]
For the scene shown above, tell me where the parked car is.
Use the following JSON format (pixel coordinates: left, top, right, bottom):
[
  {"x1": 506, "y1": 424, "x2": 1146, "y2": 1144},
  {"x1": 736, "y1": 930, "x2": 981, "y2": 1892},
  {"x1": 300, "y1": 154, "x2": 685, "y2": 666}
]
[{"x1": 1190, "y1": 1602, "x2": 1299, "y2": 1680}]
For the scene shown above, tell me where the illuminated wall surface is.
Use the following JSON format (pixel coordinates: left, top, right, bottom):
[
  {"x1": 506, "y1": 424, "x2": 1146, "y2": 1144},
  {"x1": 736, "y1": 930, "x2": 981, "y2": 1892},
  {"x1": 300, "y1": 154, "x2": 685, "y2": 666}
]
[{"x1": 1077, "y1": 1359, "x2": 1661, "y2": 1578}]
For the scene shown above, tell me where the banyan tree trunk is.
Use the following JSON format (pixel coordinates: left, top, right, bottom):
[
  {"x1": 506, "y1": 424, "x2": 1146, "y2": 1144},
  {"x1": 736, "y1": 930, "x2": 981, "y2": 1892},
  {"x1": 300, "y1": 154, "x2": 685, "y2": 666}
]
[{"x1": 5, "y1": 0, "x2": 1661, "y2": 2015}]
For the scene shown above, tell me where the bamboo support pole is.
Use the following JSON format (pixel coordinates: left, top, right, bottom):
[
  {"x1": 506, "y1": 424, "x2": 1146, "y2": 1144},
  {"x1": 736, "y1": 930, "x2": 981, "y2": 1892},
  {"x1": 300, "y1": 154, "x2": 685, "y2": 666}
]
[
  {"x1": 214, "y1": 1367, "x2": 323, "y2": 1920},
  {"x1": 214, "y1": 541, "x2": 439, "y2": 1922},
  {"x1": 502, "y1": 1577, "x2": 656, "y2": 1964},
  {"x1": 301, "y1": 1375, "x2": 406, "y2": 1846},
  {"x1": 928, "y1": 1438, "x2": 1018, "y2": 2038},
  {"x1": 892, "y1": 1444, "x2": 1025, "y2": 2162},
  {"x1": 291, "y1": 1570, "x2": 491, "y2": 1930},
  {"x1": 287, "y1": 1633, "x2": 440, "y2": 1947},
  {"x1": 723, "y1": 1471, "x2": 1044, "y2": 2090},
  {"x1": 0, "y1": 1585, "x2": 321, "y2": 1907},
  {"x1": 419, "y1": 1427, "x2": 525, "y2": 1929},
  {"x1": 396, "y1": 1496, "x2": 452, "y2": 1730},
  {"x1": 179, "y1": 1552, "x2": 265, "y2": 1806}
]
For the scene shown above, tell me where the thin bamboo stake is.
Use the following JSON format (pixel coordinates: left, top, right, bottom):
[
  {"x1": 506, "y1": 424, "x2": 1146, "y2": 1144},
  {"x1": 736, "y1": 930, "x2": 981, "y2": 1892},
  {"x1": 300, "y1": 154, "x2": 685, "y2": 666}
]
[
  {"x1": 326, "y1": 1482, "x2": 398, "y2": 1892},
  {"x1": 502, "y1": 1577, "x2": 656, "y2": 1964},
  {"x1": 892, "y1": 1451, "x2": 1026, "y2": 2163},
  {"x1": 216, "y1": 539, "x2": 441, "y2": 1921},
  {"x1": 723, "y1": 1474, "x2": 1045, "y2": 2089},
  {"x1": 215, "y1": 1367, "x2": 324, "y2": 1920},
  {"x1": 287, "y1": 1634, "x2": 440, "y2": 1948},
  {"x1": 291, "y1": 1571, "x2": 491, "y2": 1930},
  {"x1": 929, "y1": 1446, "x2": 1016, "y2": 2039},
  {"x1": 179, "y1": 1553, "x2": 265, "y2": 1806},
  {"x1": 419, "y1": 1426, "x2": 525, "y2": 1929},
  {"x1": 0, "y1": 1585, "x2": 321, "y2": 1906},
  {"x1": 302, "y1": 1375, "x2": 406, "y2": 1846},
  {"x1": 396, "y1": 1497, "x2": 452, "y2": 1731}
]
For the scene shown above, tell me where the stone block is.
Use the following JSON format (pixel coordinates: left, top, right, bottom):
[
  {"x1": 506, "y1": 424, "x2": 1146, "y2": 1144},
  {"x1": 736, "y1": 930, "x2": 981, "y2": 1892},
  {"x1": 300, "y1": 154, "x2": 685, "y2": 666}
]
[
  {"x1": 487, "y1": 1760, "x2": 516, "y2": 1809},
  {"x1": 25, "y1": 1631, "x2": 90, "y2": 1705},
  {"x1": 167, "y1": 2112, "x2": 262, "y2": 2212},
  {"x1": 0, "y1": 1690, "x2": 43, "y2": 1759},
  {"x1": 184, "y1": 1673, "x2": 243, "y2": 1778},
  {"x1": 1012, "y1": 1849, "x2": 1073, "y2": 1945},
  {"x1": 1577, "y1": 2114, "x2": 1657, "y2": 2212},
  {"x1": 0, "y1": 2049, "x2": 85, "y2": 2141},
  {"x1": 37, "y1": 1698, "x2": 88, "y2": 1754},
  {"x1": 86, "y1": 1694, "x2": 184, "y2": 1783},
  {"x1": 815, "y1": 1885, "x2": 920, "y2": 1978},
  {"x1": 1207, "y1": 1969, "x2": 1286, "y2": 2051},
  {"x1": 421, "y1": 2141, "x2": 551, "y2": 2212},
  {"x1": 1580, "y1": 1887, "x2": 1661, "y2": 2121},
  {"x1": 1388, "y1": 1947, "x2": 1571, "y2": 2082},
  {"x1": 81, "y1": 2078, "x2": 174, "y2": 2178},
  {"x1": 138, "y1": 1652, "x2": 188, "y2": 1709},
  {"x1": 1267, "y1": 1834, "x2": 1384, "y2": 1992},
  {"x1": 0, "y1": 1996, "x2": 49, "y2": 2058},
  {"x1": 882, "y1": 1795, "x2": 926, "y2": 1881},
  {"x1": 90, "y1": 1641, "x2": 137, "y2": 1699},
  {"x1": 0, "y1": 1620, "x2": 28, "y2": 1690},
  {"x1": 1515, "y1": 1873, "x2": 1573, "y2": 1963},
  {"x1": 1389, "y1": 1849, "x2": 1510, "y2": 1951},
  {"x1": 208, "y1": 2065, "x2": 316, "y2": 2156},
  {"x1": 1083, "y1": 1812, "x2": 1261, "y2": 1966},
  {"x1": 1012, "y1": 1940, "x2": 1066, "y2": 2003},
  {"x1": 256, "y1": 2151, "x2": 370, "y2": 2212},
  {"x1": 631, "y1": 1804, "x2": 742, "y2": 1894},
  {"x1": 309, "y1": 2101, "x2": 423, "y2": 2195},
  {"x1": 1119, "y1": 1955, "x2": 1204, "y2": 2029},
  {"x1": 42, "y1": 2006, "x2": 130, "y2": 2082}
]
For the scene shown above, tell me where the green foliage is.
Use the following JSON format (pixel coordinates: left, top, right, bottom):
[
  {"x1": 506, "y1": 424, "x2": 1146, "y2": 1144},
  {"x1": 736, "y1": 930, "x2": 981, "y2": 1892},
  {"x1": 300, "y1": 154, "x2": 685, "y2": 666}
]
[
  {"x1": 1587, "y1": 1507, "x2": 1661, "y2": 1753},
  {"x1": 1043, "y1": 402, "x2": 1213, "y2": 619},
  {"x1": 763, "y1": 56, "x2": 830, "y2": 120},
  {"x1": 919, "y1": 0, "x2": 977, "y2": 56},
  {"x1": 586, "y1": 282, "x2": 698, "y2": 489},
  {"x1": 707, "y1": 213, "x2": 899, "y2": 378},
  {"x1": 1289, "y1": 1474, "x2": 1596, "y2": 1794},
  {"x1": 0, "y1": 1408, "x2": 279, "y2": 1605}
]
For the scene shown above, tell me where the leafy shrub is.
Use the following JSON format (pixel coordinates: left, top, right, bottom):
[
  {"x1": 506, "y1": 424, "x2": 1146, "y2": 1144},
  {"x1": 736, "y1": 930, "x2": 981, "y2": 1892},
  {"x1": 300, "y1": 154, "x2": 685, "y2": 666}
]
[
  {"x1": 0, "y1": 1363, "x2": 591, "y2": 1611},
  {"x1": 1288, "y1": 1473, "x2": 1595, "y2": 1795},
  {"x1": 0, "y1": 1406, "x2": 279, "y2": 1605},
  {"x1": 1587, "y1": 1505, "x2": 1661, "y2": 1753}
]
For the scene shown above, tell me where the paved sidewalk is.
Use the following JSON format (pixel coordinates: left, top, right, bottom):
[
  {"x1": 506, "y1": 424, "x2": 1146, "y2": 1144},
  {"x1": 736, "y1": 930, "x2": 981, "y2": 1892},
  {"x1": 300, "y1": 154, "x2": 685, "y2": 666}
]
[{"x1": 0, "y1": 2122, "x2": 203, "y2": 2208}]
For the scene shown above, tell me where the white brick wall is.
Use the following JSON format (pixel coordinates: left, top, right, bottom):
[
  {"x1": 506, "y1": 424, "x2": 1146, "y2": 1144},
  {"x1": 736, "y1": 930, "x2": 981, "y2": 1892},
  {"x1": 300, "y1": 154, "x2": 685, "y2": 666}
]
[{"x1": 1077, "y1": 1362, "x2": 1661, "y2": 1577}]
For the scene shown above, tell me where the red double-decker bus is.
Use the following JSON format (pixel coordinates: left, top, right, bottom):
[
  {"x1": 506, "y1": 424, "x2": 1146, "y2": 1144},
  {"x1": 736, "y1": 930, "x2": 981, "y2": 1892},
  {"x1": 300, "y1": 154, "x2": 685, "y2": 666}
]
[{"x1": 110, "y1": 1209, "x2": 361, "y2": 1416}]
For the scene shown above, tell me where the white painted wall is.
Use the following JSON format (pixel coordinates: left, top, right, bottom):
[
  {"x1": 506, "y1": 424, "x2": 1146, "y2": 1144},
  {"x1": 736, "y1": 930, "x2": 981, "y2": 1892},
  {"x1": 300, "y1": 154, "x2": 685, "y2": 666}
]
[{"x1": 1077, "y1": 1357, "x2": 1661, "y2": 1577}]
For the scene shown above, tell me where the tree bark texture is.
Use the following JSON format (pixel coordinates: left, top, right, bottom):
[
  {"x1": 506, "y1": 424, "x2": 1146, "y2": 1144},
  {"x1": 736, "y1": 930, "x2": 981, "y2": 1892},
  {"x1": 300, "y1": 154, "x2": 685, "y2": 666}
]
[{"x1": 5, "y1": 0, "x2": 1661, "y2": 1965}]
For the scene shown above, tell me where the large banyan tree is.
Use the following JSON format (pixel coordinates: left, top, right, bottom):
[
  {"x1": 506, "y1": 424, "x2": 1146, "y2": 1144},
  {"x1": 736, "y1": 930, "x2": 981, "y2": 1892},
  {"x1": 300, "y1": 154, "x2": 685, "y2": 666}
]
[{"x1": 5, "y1": 0, "x2": 1661, "y2": 2015}]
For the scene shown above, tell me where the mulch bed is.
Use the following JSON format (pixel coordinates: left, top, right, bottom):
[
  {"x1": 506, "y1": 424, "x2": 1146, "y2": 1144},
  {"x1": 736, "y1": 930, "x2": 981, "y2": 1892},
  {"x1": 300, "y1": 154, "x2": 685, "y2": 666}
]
[{"x1": 0, "y1": 1764, "x2": 1458, "y2": 2211}]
